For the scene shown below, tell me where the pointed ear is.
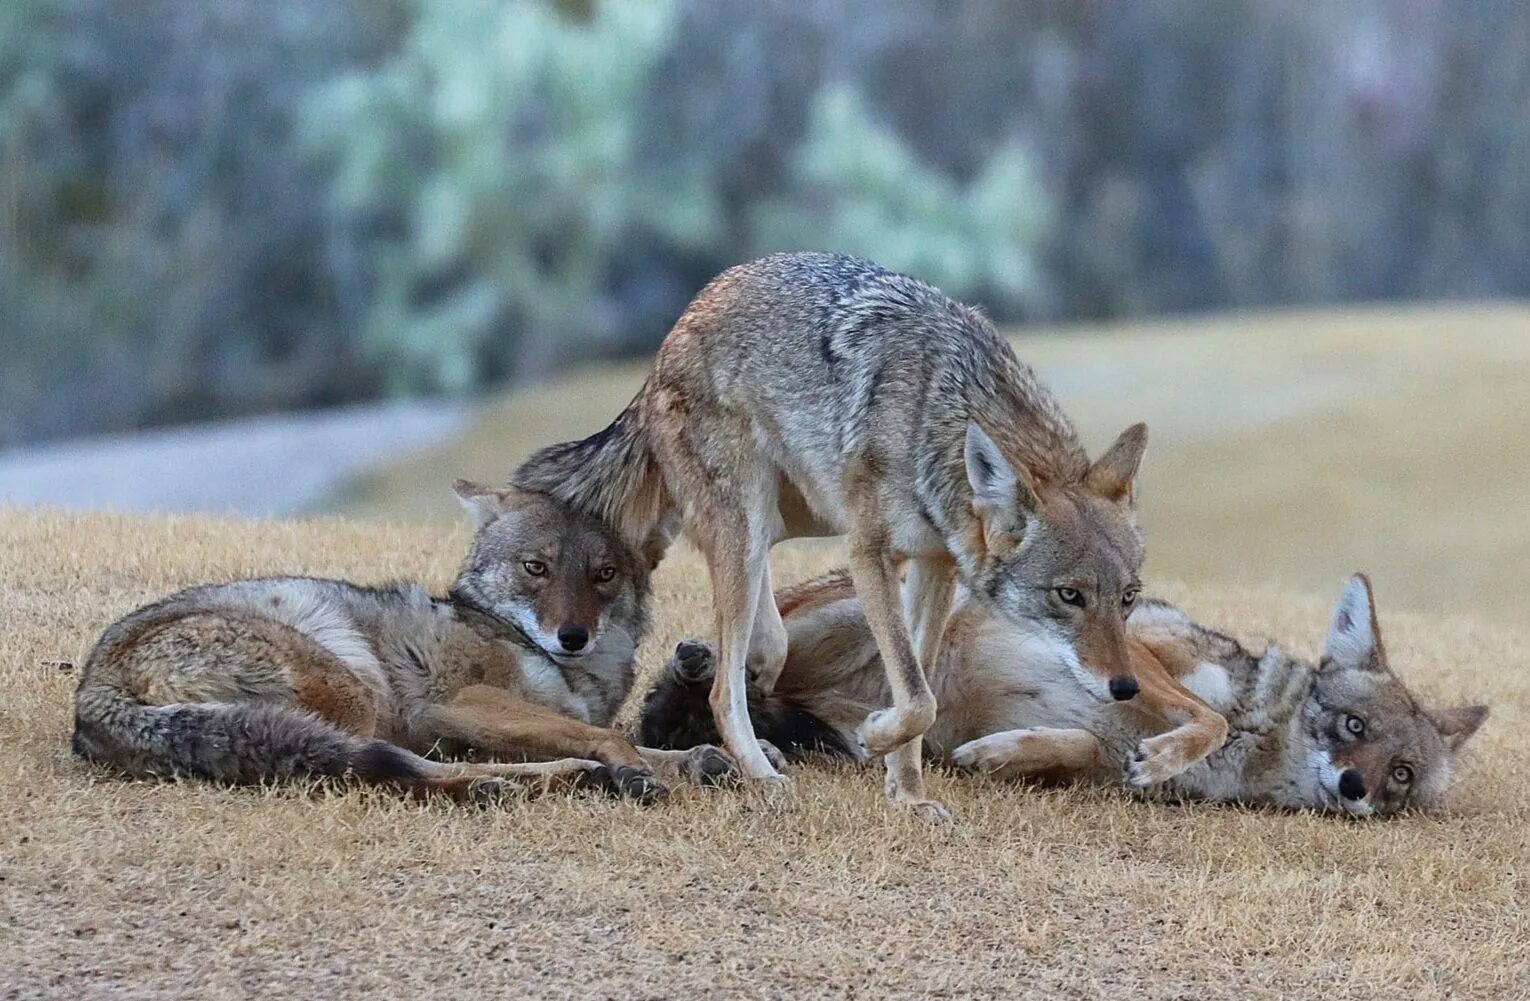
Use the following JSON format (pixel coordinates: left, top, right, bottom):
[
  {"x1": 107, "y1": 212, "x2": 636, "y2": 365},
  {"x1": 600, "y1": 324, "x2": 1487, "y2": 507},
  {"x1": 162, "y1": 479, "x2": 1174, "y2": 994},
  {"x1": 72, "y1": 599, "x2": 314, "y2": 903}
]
[
  {"x1": 1432, "y1": 704, "x2": 1488, "y2": 752},
  {"x1": 1321, "y1": 573, "x2": 1387, "y2": 673},
  {"x1": 965, "y1": 422, "x2": 1036, "y2": 533},
  {"x1": 1085, "y1": 422, "x2": 1148, "y2": 505},
  {"x1": 453, "y1": 478, "x2": 512, "y2": 529}
]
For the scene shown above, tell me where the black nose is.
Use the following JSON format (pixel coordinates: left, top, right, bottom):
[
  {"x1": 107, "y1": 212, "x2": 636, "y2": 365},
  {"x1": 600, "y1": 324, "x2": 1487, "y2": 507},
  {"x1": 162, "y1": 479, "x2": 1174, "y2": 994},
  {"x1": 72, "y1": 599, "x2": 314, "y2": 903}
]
[
  {"x1": 557, "y1": 625, "x2": 589, "y2": 652},
  {"x1": 1338, "y1": 769, "x2": 1367, "y2": 801},
  {"x1": 1108, "y1": 676, "x2": 1139, "y2": 701}
]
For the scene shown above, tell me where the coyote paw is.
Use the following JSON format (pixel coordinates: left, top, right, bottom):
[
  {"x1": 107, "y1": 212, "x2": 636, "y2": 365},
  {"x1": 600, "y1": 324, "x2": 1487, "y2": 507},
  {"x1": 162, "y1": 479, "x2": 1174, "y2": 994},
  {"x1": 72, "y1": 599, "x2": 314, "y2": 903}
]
[
  {"x1": 679, "y1": 744, "x2": 738, "y2": 787},
  {"x1": 670, "y1": 639, "x2": 715, "y2": 684},
  {"x1": 758, "y1": 739, "x2": 788, "y2": 772},
  {"x1": 901, "y1": 798, "x2": 953, "y2": 824},
  {"x1": 950, "y1": 734, "x2": 1013, "y2": 773},
  {"x1": 855, "y1": 709, "x2": 902, "y2": 758},
  {"x1": 1125, "y1": 735, "x2": 1190, "y2": 788},
  {"x1": 748, "y1": 772, "x2": 795, "y2": 805},
  {"x1": 609, "y1": 764, "x2": 668, "y2": 804}
]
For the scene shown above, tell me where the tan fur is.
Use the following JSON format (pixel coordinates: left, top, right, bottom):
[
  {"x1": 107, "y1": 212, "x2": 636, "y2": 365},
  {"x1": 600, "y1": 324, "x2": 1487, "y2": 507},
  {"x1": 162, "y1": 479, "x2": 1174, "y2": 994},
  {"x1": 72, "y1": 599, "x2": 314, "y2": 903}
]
[
  {"x1": 515, "y1": 253, "x2": 1150, "y2": 819},
  {"x1": 72, "y1": 488, "x2": 738, "y2": 802},
  {"x1": 645, "y1": 572, "x2": 1485, "y2": 814}
]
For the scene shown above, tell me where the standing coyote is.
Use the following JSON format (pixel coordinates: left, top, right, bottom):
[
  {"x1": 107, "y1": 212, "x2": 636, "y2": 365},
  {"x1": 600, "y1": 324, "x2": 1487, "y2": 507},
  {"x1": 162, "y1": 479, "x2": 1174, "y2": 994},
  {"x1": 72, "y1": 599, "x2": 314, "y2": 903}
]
[
  {"x1": 72, "y1": 482, "x2": 733, "y2": 802},
  {"x1": 641, "y1": 573, "x2": 1489, "y2": 816},
  {"x1": 516, "y1": 252, "x2": 1149, "y2": 818}
]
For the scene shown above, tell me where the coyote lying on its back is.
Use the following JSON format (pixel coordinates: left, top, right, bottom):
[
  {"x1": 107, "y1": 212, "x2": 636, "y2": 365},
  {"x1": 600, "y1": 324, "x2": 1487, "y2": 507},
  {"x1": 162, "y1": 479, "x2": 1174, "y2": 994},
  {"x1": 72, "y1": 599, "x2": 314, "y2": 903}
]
[
  {"x1": 641, "y1": 573, "x2": 1487, "y2": 815},
  {"x1": 72, "y1": 482, "x2": 733, "y2": 802}
]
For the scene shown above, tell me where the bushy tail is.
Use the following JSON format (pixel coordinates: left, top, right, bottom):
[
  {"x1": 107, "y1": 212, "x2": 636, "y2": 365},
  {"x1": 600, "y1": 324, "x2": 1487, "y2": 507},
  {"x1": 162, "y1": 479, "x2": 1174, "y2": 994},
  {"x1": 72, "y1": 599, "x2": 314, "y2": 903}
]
[
  {"x1": 512, "y1": 395, "x2": 666, "y2": 550},
  {"x1": 72, "y1": 680, "x2": 423, "y2": 786}
]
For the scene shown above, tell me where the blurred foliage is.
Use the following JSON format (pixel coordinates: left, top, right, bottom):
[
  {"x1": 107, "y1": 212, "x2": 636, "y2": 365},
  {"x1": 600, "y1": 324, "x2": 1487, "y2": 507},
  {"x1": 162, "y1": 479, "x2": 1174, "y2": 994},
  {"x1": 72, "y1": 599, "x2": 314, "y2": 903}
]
[
  {"x1": 304, "y1": 0, "x2": 717, "y2": 393},
  {"x1": 3, "y1": 0, "x2": 1530, "y2": 444},
  {"x1": 752, "y1": 84, "x2": 1049, "y2": 314}
]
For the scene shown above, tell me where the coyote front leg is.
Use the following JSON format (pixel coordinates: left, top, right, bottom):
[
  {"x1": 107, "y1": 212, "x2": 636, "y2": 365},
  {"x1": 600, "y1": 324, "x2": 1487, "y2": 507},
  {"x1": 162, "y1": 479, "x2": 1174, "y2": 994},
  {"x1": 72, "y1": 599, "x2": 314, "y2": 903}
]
[
  {"x1": 951, "y1": 727, "x2": 1108, "y2": 783},
  {"x1": 881, "y1": 552, "x2": 956, "y2": 816},
  {"x1": 849, "y1": 531, "x2": 946, "y2": 819},
  {"x1": 418, "y1": 685, "x2": 666, "y2": 801}
]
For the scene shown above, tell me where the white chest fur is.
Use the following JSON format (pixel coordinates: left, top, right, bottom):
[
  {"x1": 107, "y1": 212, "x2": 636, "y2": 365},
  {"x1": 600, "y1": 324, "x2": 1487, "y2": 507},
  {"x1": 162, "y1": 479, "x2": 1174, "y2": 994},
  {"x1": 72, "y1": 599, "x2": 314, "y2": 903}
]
[{"x1": 517, "y1": 652, "x2": 591, "y2": 722}]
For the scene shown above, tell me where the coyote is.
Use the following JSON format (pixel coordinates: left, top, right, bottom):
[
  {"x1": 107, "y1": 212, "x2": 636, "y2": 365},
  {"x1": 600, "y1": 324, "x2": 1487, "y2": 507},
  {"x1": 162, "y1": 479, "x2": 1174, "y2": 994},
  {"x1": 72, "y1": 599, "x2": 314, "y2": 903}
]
[
  {"x1": 516, "y1": 252, "x2": 1149, "y2": 818},
  {"x1": 640, "y1": 573, "x2": 1488, "y2": 816},
  {"x1": 71, "y1": 482, "x2": 735, "y2": 802}
]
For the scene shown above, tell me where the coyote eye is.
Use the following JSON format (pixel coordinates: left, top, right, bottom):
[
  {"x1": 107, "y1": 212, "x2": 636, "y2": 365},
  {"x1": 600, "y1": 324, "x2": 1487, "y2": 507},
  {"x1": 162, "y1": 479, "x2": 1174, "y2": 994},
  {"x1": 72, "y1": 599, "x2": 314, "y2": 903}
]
[
  {"x1": 1391, "y1": 764, "x2": 1414, "y2": 786},
  {"x1": 1055, "y1": 587, "x2": 1085, "y2": 608},
  {"x1": 1343, "y1": 714, "x2": 1366, "y2": 737},
  {"x1": 1122, "y1": 588, "x2": 1140, "y2": 608},
  {"x1": 522, "y1": 560, "x2": 547, "y2": 577},
  {"x1": 595, "y1": 566, "x2": 617, "y2": 583}
]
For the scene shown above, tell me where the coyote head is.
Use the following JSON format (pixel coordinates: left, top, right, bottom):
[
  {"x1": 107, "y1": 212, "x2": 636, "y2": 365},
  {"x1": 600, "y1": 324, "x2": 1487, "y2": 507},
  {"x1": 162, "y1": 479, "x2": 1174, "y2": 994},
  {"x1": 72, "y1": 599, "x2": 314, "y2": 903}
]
[
  {"x1": 1301, "y1": 574, "x2": 1487, "y2": 816},
  {"x1": 962, "y1": 422, "x2": 1148, "y2": 702},
  {"x1": 450, "y1": 480, "x2": 652, "y2": 663}
]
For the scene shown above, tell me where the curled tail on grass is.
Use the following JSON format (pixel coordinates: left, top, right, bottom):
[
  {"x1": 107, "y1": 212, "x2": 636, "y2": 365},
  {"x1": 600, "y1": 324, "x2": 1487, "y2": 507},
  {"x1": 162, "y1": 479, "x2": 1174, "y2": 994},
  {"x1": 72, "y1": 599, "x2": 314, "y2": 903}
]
[{"x1": 72, "y1": 678, "x2": 422, "y2": 787}]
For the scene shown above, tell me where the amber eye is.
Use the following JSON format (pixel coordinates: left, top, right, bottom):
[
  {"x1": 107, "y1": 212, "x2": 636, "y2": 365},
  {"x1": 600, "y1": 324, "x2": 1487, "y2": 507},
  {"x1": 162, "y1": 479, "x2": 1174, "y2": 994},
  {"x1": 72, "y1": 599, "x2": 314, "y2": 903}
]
[
  {"x1": 1344, "y1": 714, "x2": 1366, "y2": 737},
  {"x1": 1391, "y1": 764, "x2": 1414, "y2": 786},
  {"x1": 1055, "y1": 587, "x2": 1085, "y2": 607},
  {"x1": 595, "y1": 566, "x2": 617, "y2": 583},
  {"x1": 522, "y1": 560, "x2": 547, "y2": 577}
]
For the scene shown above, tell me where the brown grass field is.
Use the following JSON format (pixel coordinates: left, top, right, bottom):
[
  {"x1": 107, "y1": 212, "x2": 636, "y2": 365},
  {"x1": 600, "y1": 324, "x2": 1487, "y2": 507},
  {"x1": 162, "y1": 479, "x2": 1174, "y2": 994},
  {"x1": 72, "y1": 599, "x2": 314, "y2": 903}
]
[{"x1": 3, "y1": 504, "x2": 1527, "y2": 1000}]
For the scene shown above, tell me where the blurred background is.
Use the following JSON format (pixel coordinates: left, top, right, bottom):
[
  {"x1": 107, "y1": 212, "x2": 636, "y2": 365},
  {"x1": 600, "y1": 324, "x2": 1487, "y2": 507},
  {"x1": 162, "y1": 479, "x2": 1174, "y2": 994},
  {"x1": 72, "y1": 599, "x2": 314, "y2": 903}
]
[{"x1": 1, "y1": 0, "x2": 1527, "y2": 620}]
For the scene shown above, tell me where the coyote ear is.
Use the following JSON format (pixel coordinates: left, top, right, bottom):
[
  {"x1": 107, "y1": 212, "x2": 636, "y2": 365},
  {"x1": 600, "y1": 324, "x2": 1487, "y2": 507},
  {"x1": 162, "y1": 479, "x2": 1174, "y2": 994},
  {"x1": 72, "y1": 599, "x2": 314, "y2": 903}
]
[
  {"x1": 1321, "y1": 573, "x2": 1387, "y2": 673},
  {"x1": 1085, "y1": 423, "x2": 1148, "y2": 505},
  {"x1": 965, "y1": 422, "x2": 1037, "y2": 534},
  {"x1": 453, "y1": 478, "x2": 513, "y2": 529},
  {"x1": 1432, "y1": 704, "x2": 1489, "y2": 752}
]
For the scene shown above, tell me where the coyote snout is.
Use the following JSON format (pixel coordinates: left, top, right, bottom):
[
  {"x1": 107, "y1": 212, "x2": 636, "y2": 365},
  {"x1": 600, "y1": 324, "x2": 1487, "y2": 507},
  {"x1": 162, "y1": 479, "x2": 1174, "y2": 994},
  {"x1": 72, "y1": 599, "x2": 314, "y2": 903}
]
[
  {"x1": 453, "y1": 480, "x2": 646, "y2": 662},
  {"x1": 1108, "y1": 676, "x2": 1139, "y2": 701}
]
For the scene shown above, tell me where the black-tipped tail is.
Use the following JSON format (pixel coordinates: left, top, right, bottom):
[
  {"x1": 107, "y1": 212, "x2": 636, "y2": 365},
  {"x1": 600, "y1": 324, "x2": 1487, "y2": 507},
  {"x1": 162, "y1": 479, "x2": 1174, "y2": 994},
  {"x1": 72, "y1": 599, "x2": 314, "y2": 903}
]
[{"x1": 72, "y1": 683, "x2": 424, "y2": 786}]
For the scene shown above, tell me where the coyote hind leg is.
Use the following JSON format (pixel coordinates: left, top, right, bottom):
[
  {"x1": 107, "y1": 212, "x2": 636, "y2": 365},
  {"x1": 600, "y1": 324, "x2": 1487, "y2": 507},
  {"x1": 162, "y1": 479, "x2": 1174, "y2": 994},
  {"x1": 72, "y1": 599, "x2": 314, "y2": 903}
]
[
  {"x1": 745, "y1": 560, "x2": 789, "y2": 692},
  {"x1": 847, "y1": 529, "x2": 946, "y2": 820},
  {"x1": 697, "y1": 515, "x2": 786, "y2": 785}
]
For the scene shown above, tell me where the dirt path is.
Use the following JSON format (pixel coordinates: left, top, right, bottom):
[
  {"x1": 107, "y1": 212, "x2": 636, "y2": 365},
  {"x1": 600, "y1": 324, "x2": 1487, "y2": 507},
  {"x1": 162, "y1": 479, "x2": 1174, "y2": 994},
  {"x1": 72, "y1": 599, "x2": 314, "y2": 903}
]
[{"x1": 0, "y1": 401, "x2": 468, "y2": 516}]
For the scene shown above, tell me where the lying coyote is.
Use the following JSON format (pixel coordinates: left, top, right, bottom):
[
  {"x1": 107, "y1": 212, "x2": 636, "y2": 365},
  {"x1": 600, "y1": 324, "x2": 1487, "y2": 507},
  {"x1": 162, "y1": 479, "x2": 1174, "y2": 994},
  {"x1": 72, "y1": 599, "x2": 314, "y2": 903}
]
[
  {"x1": 517, "y1": 252, "x2": 1150, "y2": 818},
  {"x1": 641, "y1": 573, "x2": 1487, "y2": 815},
  {"x1": 72, "y1": 483, "x2": 733, "y2": 802}
]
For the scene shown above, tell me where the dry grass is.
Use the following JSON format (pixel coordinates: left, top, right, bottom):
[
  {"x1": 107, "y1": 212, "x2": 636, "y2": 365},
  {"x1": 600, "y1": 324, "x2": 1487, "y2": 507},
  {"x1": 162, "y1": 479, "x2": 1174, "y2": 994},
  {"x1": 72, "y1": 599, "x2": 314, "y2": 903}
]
[
  {"x1": 2, "y1": 506, "x2": 1527, "y2": 1000},
  {"x1": 336, "y1": 303, "x2": 1530, "y2": 625}
]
